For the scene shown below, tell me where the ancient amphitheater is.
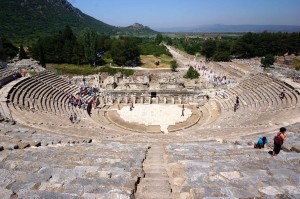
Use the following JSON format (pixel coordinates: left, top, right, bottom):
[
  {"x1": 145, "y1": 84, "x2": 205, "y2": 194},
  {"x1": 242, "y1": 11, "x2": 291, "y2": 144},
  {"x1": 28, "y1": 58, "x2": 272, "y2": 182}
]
[{"x1": 0, "y1": 48, "x2": 300, "y2": 199}]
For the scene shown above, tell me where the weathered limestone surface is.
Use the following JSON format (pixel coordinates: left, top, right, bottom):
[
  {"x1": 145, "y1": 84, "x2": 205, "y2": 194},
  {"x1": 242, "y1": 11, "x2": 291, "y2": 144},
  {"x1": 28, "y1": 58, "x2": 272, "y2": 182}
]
[
  {"x1": 0, "y1": 142, "x2": 149, "y2": 199},
  {"x1": 165, "y1": 141, "x2": 300, "y2": 198}
]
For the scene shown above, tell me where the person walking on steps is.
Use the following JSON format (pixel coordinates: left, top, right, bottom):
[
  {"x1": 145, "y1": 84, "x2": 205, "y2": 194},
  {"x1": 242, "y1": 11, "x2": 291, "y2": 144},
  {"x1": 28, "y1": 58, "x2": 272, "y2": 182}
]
[
  {"x1": 272, "y1": 127, "x2": 288, "y2": 156},
  {"x1": 236, "y1": 96, "x2": 239, "y2": 107}
]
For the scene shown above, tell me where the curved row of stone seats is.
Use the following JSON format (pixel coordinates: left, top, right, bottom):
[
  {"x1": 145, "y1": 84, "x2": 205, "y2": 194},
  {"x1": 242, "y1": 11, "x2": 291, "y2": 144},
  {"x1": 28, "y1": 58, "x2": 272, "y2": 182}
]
[
  {"x1": 165, "y1": 141, "x2": 300, "y2": 198},
  {"x1": 4, "y1": 72, "x2": 129, "y2": 140},
  {"x1": 6, "y1": 72, "x2": 89, "y2": 122},
  {"x1": 0, "y1": 123, "x2": 92, "y2": 151},
  {"x1": 212, "y1": 73, "x2": 300, "y2": 129},
  {"x1": 0, "y1": 141, "x2": 149, "y2": 199}
]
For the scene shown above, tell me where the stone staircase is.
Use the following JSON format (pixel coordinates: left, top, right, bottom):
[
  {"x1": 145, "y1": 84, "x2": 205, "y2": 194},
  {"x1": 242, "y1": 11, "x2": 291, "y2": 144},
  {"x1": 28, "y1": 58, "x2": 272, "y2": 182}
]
[{"x1": 136, "y1": 145, "x2": 172, "y2": 199}]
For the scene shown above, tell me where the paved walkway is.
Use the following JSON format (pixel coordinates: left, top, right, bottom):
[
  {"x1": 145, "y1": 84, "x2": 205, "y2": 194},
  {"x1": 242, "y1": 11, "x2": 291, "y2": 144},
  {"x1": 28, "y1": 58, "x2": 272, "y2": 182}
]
[{"x1": 116, "y1": 104, "x2": 192, "y2": 134}]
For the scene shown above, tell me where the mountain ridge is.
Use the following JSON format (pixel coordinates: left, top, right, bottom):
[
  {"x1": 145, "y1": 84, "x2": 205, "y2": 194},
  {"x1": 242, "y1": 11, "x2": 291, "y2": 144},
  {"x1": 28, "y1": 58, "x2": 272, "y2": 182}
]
[{"x1": 0, "y1": 0, "x2": 157, "y2": 44}]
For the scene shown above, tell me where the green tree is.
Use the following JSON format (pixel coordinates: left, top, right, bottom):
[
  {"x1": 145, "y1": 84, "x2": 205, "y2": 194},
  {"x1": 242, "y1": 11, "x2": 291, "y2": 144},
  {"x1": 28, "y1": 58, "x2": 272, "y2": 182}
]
[
  {"x1": 261, "y1": 54, "x2": 275, "y2": 68},
  {"x1": 39, "y1": 45, "x2": 46, "y2": 68},
  {"x1": 111, "y1": 38, "x2": 140, "y2": 66},
  {"x1": 0, "y1": 38, "x2": 18, "y2": 60},
  {"x1": 0, "y1": 38, "x2": 5, "y2": 61},
  {"x1": 155, "y1": 33, "x2": 163, "y2": 44},
  {"x1": 164, "y1": 36, "x2": 173, "y2": 45},
  {"x1": 80, "y1": 28, "x2": 97, "y2": 66},
  {"x1": 201, "y1": 40, "x2": 216, "y2": 61},
  {"x1": 184, "y1": 66, "x2": 200, "y2": 79},
  {"x1": 170, "y1": 60, "x2": 178, "y2": 72},
  {"x1": 213, "y1": 41, "x2": 231, "y2": 61}
]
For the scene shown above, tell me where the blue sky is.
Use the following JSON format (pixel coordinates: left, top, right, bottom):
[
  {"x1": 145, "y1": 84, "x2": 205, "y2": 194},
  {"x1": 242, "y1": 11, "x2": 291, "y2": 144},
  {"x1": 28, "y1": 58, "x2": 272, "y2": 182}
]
[{"x1": 70, "y1": 0, "x2": 300, "y2": 29}]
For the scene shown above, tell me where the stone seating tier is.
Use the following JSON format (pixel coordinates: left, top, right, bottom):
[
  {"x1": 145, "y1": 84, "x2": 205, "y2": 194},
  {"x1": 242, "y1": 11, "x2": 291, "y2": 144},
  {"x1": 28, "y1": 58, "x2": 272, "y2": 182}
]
[
  {"x1": 165, "y1": 140, "x2": 300, "y2": 198},
  {"x1": 0, "y1": 140, "x2": 149, "y2": 199}
]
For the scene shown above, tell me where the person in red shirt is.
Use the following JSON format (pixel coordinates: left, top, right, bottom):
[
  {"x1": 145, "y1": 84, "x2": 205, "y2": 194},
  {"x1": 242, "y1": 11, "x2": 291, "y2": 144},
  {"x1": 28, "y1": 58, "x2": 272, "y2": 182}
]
[{"x1": 272, "y1": 127, "x2": 288, "y2": 156}]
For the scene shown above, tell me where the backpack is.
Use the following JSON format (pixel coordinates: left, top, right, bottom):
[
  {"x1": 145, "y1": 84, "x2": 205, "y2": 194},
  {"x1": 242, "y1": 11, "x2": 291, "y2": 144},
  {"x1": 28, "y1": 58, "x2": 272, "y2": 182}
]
[{"x1": 274, "y1": 133, "x2": 283, "y2": 145}]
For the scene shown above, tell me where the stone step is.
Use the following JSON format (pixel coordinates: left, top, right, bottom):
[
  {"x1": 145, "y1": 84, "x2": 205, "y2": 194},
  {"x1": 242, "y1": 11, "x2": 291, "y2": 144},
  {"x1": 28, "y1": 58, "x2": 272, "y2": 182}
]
[
  {"x1": 143, "y1": 168, "x2": 167, "y2": 173},
  {"x1": 140, "y1": 186, "x2": 172, "y2": 194},
  {"x1": 135, "y1": 193, "x2": 173, "y2": 199},
  {"x1": 145, "y1": 172, "x2": 169, "y2": 179},
  {"x1": 139, "y1": 179, "x2": 171, "y2": 187}
]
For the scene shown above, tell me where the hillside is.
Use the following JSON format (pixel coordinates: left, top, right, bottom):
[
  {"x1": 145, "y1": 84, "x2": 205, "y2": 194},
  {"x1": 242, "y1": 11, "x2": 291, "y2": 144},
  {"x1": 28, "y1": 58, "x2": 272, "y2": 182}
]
[
  {"x1": 0, "y1": 0, "x2": 157, "y2": 44},
  {"x1": 122, "y1": 23, "x2": 158, "y2": 36}
]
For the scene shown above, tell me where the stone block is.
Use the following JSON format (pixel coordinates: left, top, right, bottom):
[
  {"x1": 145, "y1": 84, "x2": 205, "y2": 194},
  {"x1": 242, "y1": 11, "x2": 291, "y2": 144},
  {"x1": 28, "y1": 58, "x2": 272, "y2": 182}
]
[
  {"x1": 10, "y1": 182, "x2": 37, "y2": 192},
  {"x1": 39, "y1": 182, "x2": 64, "y2": 192},
  {"x1": 63, "y1": 183, "x2": 84, "y2": 195},
  {"x1": 18, "y1": 142, "x2": 30, "y2": 149},
  {"x1": 259, "y1": 186, "x2": 284, "y2": 196},
  {"x1": 16, "y1": 190, "x2": 79, "y2": 199},
  {"x1": 219, "y1": 171, "x2": 242, "y2": 180},
  {"x1": 29, "y1": 141, "x2": 41, "y2": 147},
  {"x1": 0, "y1": 187, "x2": 13, "y2": 199},
  {"x1": 221, "y1": 187, "x2": 260, "y2": 198},
  {"x1": 4, "y1": 143, "x2": 19, "y2": 150}
]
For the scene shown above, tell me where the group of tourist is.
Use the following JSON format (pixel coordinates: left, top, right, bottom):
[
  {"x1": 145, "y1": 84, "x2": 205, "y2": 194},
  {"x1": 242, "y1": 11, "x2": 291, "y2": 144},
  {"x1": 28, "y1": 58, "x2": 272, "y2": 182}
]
[
  {"x1": 193, "y1": 63, "x2": 229, "y2": 86},
  {"x1": 78, "y1": 85, "x2": 99, "y2": 97},
  {"x1": 254, "y1": 127, "x2": 288, "y2": 157},
  {"x1": 68, "y1": 95, "x2": 89, "y2": 110}
]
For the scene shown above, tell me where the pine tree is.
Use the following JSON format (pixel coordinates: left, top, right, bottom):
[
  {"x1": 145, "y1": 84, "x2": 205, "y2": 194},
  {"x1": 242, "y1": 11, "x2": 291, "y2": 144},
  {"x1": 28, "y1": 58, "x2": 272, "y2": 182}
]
[
  {"x1": 39, "y1": 45, "x2": 46, "y2": 68},
  {"x1": 18, "y1": 45, "x2": 28, "y2": 60}
]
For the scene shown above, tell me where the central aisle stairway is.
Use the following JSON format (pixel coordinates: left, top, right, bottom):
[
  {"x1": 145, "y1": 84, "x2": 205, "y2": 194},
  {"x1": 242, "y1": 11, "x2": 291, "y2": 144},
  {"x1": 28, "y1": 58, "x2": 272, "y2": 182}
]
[{"x1": 136, "y1": 145, "x2": 173, "y2": 199}]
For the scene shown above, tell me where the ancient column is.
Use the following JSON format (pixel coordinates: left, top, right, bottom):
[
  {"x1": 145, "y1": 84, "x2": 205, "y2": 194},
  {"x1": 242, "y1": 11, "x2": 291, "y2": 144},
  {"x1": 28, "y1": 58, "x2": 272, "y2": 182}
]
[{"x1": 171, "y1": 97, "x2": 175, "y2": 104}]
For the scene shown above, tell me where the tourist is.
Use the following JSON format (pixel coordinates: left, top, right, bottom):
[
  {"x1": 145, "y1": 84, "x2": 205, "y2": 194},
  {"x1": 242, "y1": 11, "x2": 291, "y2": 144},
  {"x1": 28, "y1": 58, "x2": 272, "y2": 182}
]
[
  {"x1": 279, "y1": 88, "x2": 286, "y2": 99},
  {"x1": 254, "y1": 136, "x2": 269, "y2": 149},
  {"x1": 236, "y1": 96, "x2": 239, "y2": 107},
  {"x1": 73, "y1": 113, "x2": 77, "y2": 122},
  {"x1": 181, "y1": 104, "x2": 185, "y2": 117},
  {"x1": 234, "y1": 103, "x2": 238, "y2": 112},
  {"x1": 272, "y1": 127, "x2": 288, "y2": 156},
  {"x1": 69, "y1": 114, "x2": 74, "y2": 123},
  {"x1": 87, "y1": 101, "x2": 92, "y2": 116}
]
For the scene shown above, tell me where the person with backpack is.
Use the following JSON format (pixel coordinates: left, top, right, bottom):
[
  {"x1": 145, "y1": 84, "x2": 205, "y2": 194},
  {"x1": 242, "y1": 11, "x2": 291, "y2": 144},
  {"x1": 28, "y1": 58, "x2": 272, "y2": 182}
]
[{"x1": 272, "y1": 127, "x2": 288, "y2": 156}]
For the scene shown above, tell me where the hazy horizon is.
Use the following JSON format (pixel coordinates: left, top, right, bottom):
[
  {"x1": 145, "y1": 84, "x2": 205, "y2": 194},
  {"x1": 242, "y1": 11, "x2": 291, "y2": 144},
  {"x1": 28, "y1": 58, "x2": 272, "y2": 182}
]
[{"x1": 69, "y1": 0, "x2": 300, "y2": 29}]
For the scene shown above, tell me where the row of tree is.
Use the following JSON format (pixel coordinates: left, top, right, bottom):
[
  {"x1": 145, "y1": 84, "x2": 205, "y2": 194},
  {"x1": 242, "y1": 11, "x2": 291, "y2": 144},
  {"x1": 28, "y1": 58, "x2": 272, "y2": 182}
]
[
  {"x1": 30, "y1": 27, "x2": 174, "y2": 67},
  {"x1": 30, "y1": 26, "x2": 141, "y2": 67},
  {"x1": 169, "y1": 32, "x2": 300, "y2": 62}
]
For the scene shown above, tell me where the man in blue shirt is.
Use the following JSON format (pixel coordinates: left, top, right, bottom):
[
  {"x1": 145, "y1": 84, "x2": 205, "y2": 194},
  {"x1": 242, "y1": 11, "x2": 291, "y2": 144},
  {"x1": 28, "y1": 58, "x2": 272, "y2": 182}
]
[{"x1": 255, "y1": 137, "x2": 269, "y2": 149}]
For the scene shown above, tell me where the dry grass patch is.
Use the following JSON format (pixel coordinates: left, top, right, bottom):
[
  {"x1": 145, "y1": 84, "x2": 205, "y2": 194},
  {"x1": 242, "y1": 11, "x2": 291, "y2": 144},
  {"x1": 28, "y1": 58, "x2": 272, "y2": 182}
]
[{"x1": 141, "y1": 55, "x2": 174, "y2": 69}]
